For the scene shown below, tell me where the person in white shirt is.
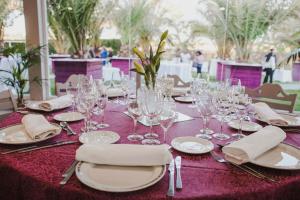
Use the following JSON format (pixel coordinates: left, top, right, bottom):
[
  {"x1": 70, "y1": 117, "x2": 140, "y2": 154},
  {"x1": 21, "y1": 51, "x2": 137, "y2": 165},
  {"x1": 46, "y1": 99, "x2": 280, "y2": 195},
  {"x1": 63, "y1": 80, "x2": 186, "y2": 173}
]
[
  {"x1": 263, "y1": 49, "x2": 276, "y2": 83},
  {"x1": 193, "y1": 51, "x2": 204, "y2": 75}
]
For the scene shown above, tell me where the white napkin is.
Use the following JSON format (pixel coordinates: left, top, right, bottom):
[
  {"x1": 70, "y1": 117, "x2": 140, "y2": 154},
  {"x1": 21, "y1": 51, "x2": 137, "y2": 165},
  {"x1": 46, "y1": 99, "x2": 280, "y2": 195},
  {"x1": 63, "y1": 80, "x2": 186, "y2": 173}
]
[
  {"x1": 22, "y1": 114, "x2": 60, "y2": 140},
  {"x1": 222, "y1": 125, "x2": 286, "y2": 165},
  {"x1": 254, "y1": 102, "x2": 288, "y2": 126},
  {"x1": 107, "y1": 88, "x2": 123, "y2": 97},
  {"x1": 38, "y1": 95, "x2": 72, "y2": 111},
  {"x1": 76, "y1": 144, "x2": 172, "y2": 166}
]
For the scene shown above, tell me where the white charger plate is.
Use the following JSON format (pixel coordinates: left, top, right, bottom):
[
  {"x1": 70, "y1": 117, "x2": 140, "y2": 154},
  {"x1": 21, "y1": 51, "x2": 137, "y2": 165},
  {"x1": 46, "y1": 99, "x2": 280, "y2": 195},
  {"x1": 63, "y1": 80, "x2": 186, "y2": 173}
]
[
  {"x1": 174, "y1": 96, "x2": 194, "y2": 103},
  {"x1": 255, "y1": 113, "x2": 300, "y2": 127},
  {"x1": 54, "y1": 112, "x2": 85, "y2": 122},
  {"x1": 0, "y1": 123, "x2": 61, "y2": 145},
  {"x1": 171, "y1": 136, "x2": 214, "y2": 154},
  {"x1": 228, "y1": 120, "x2": 262, "y2": 132},
  {"x1": 76, "y1": 162, "x2": 166, "y2": 192},
  {"x1": 26, "y1": 101, "x2": 71, "y2": 112},
  {"x1": 251, "y1": 143, "x2": 300, "y2": 170},
  {"x1": 79, "y1": 131, "x2": 120, "y2": 145}
]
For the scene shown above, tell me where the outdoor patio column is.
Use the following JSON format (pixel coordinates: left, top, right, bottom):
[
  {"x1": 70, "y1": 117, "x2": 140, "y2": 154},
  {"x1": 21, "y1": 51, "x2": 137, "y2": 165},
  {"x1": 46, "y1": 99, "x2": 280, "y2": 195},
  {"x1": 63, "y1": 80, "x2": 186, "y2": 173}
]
[{"x1": 23, "y1": 0, "x2": 50, "y2": 100}]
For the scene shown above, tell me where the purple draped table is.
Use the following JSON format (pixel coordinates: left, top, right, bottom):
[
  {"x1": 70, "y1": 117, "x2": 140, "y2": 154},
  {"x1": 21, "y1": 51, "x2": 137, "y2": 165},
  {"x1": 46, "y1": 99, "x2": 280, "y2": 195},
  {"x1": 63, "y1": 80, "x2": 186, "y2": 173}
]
[{"x1": 0, "y1": 103, "x2": 300, "y2": 200}]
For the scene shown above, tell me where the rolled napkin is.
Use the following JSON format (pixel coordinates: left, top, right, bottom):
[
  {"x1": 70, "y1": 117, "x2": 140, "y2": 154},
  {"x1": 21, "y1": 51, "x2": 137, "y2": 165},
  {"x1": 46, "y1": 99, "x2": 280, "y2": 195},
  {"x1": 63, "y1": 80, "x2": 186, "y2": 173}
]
[
  {"x1": 222, "y1": 125, "x2": 286, "y2": 165},
  {"x1": 76, "y1": 144, "x2": 172, "y2": 166},
  {"x1": 22, "y1": 114, "x2": 60, "y2": 140},
  {"x1": 107, "y1": 88, "x2": 123, "y2": 97},
  {"x1": 254, "y1": 102, "x2": 288, "y2": 126},
  {"x1": 38, "y1": 95, "x2": 72, "y2": 111}
]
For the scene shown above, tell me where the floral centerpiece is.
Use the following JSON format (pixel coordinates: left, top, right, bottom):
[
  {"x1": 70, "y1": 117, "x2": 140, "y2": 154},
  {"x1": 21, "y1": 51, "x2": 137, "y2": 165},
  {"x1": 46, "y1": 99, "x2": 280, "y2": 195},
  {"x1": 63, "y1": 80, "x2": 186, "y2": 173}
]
[{"x1": 131, "y1": 30, "x2": 168, "y2": 89}]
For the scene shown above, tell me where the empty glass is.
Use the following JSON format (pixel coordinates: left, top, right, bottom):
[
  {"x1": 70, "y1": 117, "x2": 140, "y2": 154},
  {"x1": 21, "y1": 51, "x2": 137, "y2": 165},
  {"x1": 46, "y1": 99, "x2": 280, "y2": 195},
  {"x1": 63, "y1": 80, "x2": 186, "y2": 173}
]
[
  {"x1": 212, "y1": 94, "x2": 231, "y2": 140},
  {"x1": 127, "y1": 99, "x2": 144, "y2": 141},
  {"x1": 195, "y1": 95, "x2": 214, "y2": 140},
  {"x1": 66, "y1": 81, "x2": 78, "y2": 112},
  {"x1": 159, "y1": 109, "x2": 177, "y2": 144},
  {"x1": 139, "y1": 87, "x2": 163, "y2": 145},
  {"x1": 96, "y1": 89, "x2": 110, "y2": 129}
]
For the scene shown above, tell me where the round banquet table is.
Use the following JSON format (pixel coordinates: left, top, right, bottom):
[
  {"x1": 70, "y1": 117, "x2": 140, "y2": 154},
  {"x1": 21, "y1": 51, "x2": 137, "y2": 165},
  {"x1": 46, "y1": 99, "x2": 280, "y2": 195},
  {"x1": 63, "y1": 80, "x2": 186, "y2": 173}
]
[
  {"x1": 0, "y1": 103, "x2": 300, "y2": 200},
  {"x1": 158, "y1": 61, "x2": 193, "y2": 82}
]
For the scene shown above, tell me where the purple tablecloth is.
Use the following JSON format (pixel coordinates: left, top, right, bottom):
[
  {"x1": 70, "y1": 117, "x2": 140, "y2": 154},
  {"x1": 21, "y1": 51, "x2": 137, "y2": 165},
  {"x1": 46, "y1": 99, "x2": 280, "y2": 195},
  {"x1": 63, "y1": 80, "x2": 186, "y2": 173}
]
[{"x1": 0, "y1": 103, "x2": 300, "y2": 200}]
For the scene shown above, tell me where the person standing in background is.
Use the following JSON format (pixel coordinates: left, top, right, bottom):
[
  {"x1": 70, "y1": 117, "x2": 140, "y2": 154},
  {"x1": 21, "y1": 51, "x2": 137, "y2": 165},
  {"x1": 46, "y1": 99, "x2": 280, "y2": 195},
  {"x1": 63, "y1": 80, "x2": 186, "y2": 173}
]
[
  {"x1": 193, "y1": 51, "x2": 204, "y2": 76},
  {"x1": 263, "y1": 49, "x2": 276, "y2": 83}
]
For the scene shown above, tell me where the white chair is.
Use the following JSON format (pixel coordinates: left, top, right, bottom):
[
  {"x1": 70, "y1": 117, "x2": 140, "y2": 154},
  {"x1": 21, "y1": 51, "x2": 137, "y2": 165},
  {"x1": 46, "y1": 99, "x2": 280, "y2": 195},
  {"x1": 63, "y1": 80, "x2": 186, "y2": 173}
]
[
  {"x1": 56, "y1": 74, "x2": 85, "y2": 96},
  {"x1": 0, "y1": 89, "x2": 17, "y2": 119}
]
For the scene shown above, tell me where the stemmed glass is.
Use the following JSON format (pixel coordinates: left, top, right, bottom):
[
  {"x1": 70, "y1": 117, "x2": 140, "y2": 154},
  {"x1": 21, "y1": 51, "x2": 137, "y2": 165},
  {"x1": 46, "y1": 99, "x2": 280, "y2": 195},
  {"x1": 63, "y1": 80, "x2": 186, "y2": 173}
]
[
  {"x1": 127, "y1": 99, "x2": 144, "y2": 141},
  {"x1": 212, "y1": 93, "x2": 231, "y2": 140},
  {"x1": 66, "y1": 81, "x2": 78, "y2": 112},
  {"x1": 120, "y1": 75, "x2": 130, "y2": 105},
  {"x1": 164, "y1": 77, "x2": 174, "y2": 102},
  {"x1": 195, "y1": 95, "x2": 214, "y2": 140},
  {"x1": 76, "y1": 94, "x2": 95, "y2": 133},
  {"x1": 96, "y1": 88, "x2": 110, "y2": 129},
  {"x1": 139, "y1": 88, "x2": 163, "y2": 145},
  {"x1": 159, "y1": 109, "x2": 177, "y2": 144},
  {"x1": 188, "y1": 81, "x2": 198, "y2": 108}
]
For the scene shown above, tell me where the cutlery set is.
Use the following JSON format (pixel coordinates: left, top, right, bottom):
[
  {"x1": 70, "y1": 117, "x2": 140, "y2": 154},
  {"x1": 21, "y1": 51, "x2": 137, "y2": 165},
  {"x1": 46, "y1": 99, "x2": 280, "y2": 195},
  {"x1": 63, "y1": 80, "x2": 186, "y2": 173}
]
[
  {"x1": 60, "y1": 122, "x2": 77, "y2": 135},
  {"x1": 167, "y1": 156, "x2": 182, "y2": 197},
  {"x1": 210, "y1": 151, "x2": 277, "y2": 183},
  {"x1": 1, "y1": 140, "x2": 77, "y2": 154}
]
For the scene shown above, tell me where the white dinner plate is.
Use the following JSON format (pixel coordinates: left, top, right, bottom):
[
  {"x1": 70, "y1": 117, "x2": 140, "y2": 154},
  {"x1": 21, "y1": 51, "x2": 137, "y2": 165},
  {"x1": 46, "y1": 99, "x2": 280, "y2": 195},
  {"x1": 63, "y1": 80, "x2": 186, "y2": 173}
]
[
  {"x1": 76, "y1": 162, "x2": 166, "y2": 192},
  {"x1": 0, "y1": 123, "x2": 61, "y2": 145},
  {"x1": 171, "y1": 136, "x2": 214, "y2": 154},
  {"x1": 255, "y1": 113, "x2": 300, "y2": 127},
  {"x1": 228, "y1": 120, "x2": 262, "y2": 132},
  {"x1": 174, "y1": 96, "x2": 194, "y2": 103},
  {"x1": 26, "y1": 101, "x2": 71, "y2": 112},
  {"x1": 53, "y1": 112, "x2": 85, "y2": 122},
  {"x1": 79, "y1": 131, "x2": 120, "y2": 145},
  {"x1": 251, "y1": 143, "x2": 300, "y2": 170}
]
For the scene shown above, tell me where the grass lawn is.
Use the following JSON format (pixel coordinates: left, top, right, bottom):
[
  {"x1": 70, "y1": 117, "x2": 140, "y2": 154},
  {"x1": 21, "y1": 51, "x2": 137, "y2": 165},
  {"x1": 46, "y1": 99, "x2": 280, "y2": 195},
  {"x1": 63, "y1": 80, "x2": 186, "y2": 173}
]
[{"x1": 286, "y1": 90, "x2": 300, "y2": 111}]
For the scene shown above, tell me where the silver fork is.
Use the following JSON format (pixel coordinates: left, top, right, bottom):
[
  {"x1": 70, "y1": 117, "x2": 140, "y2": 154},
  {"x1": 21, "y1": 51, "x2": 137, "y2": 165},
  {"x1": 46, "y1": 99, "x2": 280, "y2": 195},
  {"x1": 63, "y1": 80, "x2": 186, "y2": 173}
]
[{"x1": 210, "y1": 151, "x2": 277, "y2": 182}]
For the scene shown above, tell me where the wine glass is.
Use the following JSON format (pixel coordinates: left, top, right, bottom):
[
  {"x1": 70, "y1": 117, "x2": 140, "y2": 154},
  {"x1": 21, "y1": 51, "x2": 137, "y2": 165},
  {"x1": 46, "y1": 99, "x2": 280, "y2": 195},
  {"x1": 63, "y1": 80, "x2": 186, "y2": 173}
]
[
  {"x1": 159, "y1": 109, "x2": 177, "y2": 144},
  {"x1": 96, "y1": 88, "x2": 110, "y2": 129},
  {"x1": 66, "y1": 81, "x2": 78, "y2": 112},
  {"x1": 139, "y1": 88, "x2": 163, "y2": 145},
  {"x1": 127, "y1": 99, "x2": 144, "y2": 141},
  {"x1": 212, "y1": 93, "x2": 231, "y2": 140},
  {"x1": 188, "y1": 81, "x2": 198, "y2": 108},
  {"x1": 120, "y1": 75, "x2": 130, "y2": 105},
  {"x1": 195, "y1": 95, "x2": 214, "y2": 140}
]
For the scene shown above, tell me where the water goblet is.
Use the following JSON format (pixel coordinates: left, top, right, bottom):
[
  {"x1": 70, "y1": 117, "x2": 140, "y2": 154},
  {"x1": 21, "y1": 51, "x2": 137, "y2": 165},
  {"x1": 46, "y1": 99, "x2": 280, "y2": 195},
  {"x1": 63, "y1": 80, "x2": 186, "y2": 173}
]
[
  {"x1": 159, "y1": 109, "x2": 177, "y2": 144},
  {"x1": 96, "y1": 90, "x2": 110, "y2": 129},
  {"x1": 127, "y1": 100, "x2": 144, "y2": 141}
]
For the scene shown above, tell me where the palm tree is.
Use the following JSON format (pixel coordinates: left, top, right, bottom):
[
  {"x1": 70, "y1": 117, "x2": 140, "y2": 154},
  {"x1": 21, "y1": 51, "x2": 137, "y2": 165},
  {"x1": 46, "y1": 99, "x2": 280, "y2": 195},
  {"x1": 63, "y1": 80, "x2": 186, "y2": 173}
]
[
  {"x1": 195, "y1": 0, "x2": 298, "y2": 61},
  {"x1": 112, "y1": 0, "x2": 165, "y2": 53},
  {"x1": 48, "y1": 0, "x2": 98, "y2": 58}
]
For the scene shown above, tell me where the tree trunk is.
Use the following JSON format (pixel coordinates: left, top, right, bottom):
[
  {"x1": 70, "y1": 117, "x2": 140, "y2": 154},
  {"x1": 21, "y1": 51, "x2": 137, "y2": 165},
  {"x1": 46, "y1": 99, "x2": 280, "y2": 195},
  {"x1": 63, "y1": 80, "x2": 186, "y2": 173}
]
[{"x1": 0, "y1": 22, "x2": 4, "y2": 49}]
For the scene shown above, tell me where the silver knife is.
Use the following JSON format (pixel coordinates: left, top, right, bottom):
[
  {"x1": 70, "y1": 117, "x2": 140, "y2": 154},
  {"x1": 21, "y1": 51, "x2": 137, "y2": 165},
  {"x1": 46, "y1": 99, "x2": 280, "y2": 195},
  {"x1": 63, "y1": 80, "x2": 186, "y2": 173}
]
[
  {"x1": 1, "y1": 140, "x2": 66, "y2": 154},
  {"x1": 18, "y1": 141, "x2": 77, "y2": 153},
  {"x1": 167, "y1": 159, "x2": 175, "y2": 197},
  {"x1": 64, "y1": 122, "x2": 76, "y2": 135},
  {"x1": 62, "y1": 160, "x2": 79, "y2": 177},
  {"x1": 60, "y1": 161, "x2": 79, "y2": 185},
  {"x1": 175, "y1": 156, "x2": 182, "y2": 189}
]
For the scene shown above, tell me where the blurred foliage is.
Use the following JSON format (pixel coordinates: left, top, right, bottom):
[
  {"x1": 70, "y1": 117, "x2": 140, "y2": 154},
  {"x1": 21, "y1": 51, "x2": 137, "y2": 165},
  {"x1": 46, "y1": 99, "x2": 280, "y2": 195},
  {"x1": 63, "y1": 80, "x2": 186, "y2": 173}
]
[{"x1": 100, "y1": 39, "x2": 122, "y2": 55}]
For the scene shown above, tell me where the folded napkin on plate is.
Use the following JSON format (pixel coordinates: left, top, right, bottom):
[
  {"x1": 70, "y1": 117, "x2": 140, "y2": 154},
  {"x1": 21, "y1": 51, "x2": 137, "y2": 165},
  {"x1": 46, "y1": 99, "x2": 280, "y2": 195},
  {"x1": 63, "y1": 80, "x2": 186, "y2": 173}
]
[
  {"x1": 172, "y1": 87, "x2": 190, "y2": 96},
  {"x1": 222, "y1": 125, "x2": 286, "y2": 165},
  {"x1": 254, "y1": 102, "x2": 288, "y2": 126},
  {"x1": 107, "y1": 88, "x2": 123, "y2": 97},
  {"x1": 38, "y1": 95, "x2": 72, "y2": 111},
  {"x1": 22, "y1": 114, "x2": 60, "y2": 140},
  {"x1": 76, "y1": 144, "x2": 172, "y2": 166}
]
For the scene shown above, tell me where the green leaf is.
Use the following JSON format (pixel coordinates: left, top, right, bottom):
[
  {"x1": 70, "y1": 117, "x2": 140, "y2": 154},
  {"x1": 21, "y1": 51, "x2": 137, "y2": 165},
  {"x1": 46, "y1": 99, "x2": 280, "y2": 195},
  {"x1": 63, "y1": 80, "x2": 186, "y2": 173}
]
[
  {"x1": 160, "y1": 30, "x2": 168, "y2": 41},
  {"x1": 132, "y1": 47, "x2": 146, "y2": 60},
  {"x1": 133, "y1": 61, "x2": 145, "y2": 75}
]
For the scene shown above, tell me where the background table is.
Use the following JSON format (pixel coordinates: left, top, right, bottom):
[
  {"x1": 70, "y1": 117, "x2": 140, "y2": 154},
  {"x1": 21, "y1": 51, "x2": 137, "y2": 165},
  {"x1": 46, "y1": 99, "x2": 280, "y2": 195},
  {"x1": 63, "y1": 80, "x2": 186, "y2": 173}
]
[
  {"x1": 0, "y1": 103, "x2": 300, "y2": 200},
  {"x1": 158, "y1": 61, "x2": 193, "y2": 82}
]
